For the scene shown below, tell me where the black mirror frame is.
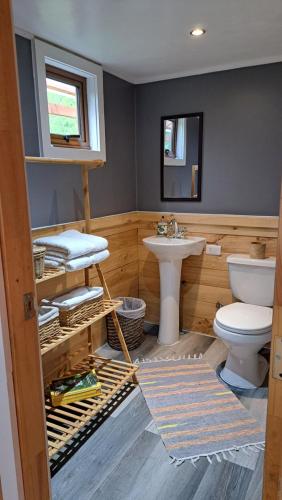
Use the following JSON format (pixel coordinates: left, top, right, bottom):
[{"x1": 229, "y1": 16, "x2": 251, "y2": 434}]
[{"x1": 160, "y1": 112, "x2": 203, "y2": 202}]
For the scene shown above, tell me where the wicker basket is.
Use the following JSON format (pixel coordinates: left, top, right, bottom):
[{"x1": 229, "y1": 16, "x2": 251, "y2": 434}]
[
  {"x1": 107, "y1": 316, "x2": 145, "y2": 351},
  {"x1": 106, "y1": 297, "x2": 146, "y2": 351},
  {"x1": 59, "y1": 294, "x2": 104, "y2": 327},
  {"x1": 33, "y1": 245, "x2": 46, "y2": 279},
  {"x1": 39, "y1": 317, "x2": 60, "y2": 346}
]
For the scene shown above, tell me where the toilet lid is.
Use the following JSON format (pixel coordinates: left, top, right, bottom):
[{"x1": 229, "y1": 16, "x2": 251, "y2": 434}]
[{"x1": 215, "y1": 303, "x2": 273, "y2": 335}]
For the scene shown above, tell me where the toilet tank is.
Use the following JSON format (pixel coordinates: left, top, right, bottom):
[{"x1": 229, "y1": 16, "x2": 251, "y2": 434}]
[{"x1": 227, "y1": 254, "x2": 276, "y2": 306}]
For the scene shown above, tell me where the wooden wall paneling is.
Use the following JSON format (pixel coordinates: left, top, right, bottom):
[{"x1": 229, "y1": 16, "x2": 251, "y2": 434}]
[
  {"x1": 263, "y1": 186, "x2": 282, "y2": 500},
  {"x1": 42, "y1": 330, "x2": 89, "y2": 386},
  {"x1": 0, "y1": 1, "x2": 50, "y2": 497},
  {"x1": 32, "y1": 220, "x2": 86, "y2": 238},
  {"x1": 36, "y1": 270, "x2": 85, "y2": 302},
  {"x1": 138, "y1": 214, "x2": 278, "y2": 337},
  {"x1": 34, "y1": 210, "x2": 278, "y2": 379},
  {"x1": 88, "y1": 212, "x2": 139, "y2": 233},
  {"x1": 139, "y1": 227, "x2": 278, "y2": 255},
  {"x1": 97, "y1": 229, "x2": 138, "y2": 274},
  {"x1": 137, "y1": 211, "x2": 279, "y2": 229},
  {"x1": 91, "y1": 261, "x2": 139, "y2": 300}
]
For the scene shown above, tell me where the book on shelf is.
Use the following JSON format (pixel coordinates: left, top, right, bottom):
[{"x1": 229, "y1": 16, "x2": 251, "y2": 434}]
[{"x1": 49, "y1": 369, "x2": 102, "y2": 407}]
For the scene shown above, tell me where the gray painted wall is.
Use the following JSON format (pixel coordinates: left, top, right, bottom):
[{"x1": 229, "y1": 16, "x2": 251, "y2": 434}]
[
  {"x1": 136, "y1": 64, "x2": 282, "y2": 215},
  {"x1": 16, "y1": 35, "x2": 282, "y2": 223},
  {"x1": 16, "y1": 35, "x2": 136, "y2": 228}
]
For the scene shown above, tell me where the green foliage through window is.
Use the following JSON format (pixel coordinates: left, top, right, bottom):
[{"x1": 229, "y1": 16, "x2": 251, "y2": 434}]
[{"x1": 46, "y1": 79, "x2": 80, "y2": 136}]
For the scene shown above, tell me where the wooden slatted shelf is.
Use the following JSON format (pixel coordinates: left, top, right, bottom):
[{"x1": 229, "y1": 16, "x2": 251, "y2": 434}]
[
  {"x1": 36, "y1": 266, "x2": 66, "y2": 284},
  {"x1": 40, "y1": 300, "x2": 123, "y2": 355},
  {"x1": 46, "y1": 354, "x2": 138, "y2": 457}
]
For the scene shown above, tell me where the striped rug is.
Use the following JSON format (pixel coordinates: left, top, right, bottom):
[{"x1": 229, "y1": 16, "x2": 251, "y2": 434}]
[{"x1": 138, "y1": 358, "x2": 265, "y2": 465}]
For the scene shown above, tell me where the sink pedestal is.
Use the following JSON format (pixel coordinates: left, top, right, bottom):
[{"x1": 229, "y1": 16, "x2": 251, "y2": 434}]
[
  {"x1": 159, "y1": 259, "x2": 182, "y2": 345},
  {"x1": 143, "y1": 236, "x2": 206, "y2": 346}
]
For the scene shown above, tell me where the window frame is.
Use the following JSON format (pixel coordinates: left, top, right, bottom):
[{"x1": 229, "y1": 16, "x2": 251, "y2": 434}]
[
  {"x1": 164, "y1": 119, "x2": 178, "y2": 159},
  {"x1": 46, "y1": 64, "x2": 90, "y2": 148},
  {"x1": 164, "y1": 118, "x2": 186, "y2": 166},
  {"x1": 33, "y1": 39, "x2": 106, "y2": 161},
  {"x1": 46, "y1": 64, "x2": 90, "y2": 149}
]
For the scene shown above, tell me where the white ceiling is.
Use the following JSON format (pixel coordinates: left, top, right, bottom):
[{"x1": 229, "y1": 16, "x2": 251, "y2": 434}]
[{"x1": 13, "y1": 0, "x2": 282, "y2": 84}]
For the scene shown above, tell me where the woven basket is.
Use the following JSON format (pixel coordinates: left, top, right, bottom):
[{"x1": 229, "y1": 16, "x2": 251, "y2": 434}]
[
  {"x1": 39, "y1": 317, "x2": 60, "y2": 346},
  {"x1": 107, "y1": 315, "x2": 144, "y2": 351},
  {"x1": 33, "y1": 245, "x2": 46, "y2": 279},
  {"x1": 59, "y1": 294, "x2": 104, "y2": 327}
]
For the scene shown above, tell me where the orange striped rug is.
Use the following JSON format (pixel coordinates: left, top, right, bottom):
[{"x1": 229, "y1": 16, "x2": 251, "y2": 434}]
[{"x1": 138, "y1": 358, "x2": 265, "y2": 465}]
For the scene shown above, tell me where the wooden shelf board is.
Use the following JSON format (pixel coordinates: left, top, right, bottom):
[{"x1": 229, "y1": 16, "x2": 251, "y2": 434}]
[
  {"x1": 46, "y1": 354, "x2": 138, "y2": 457},
  {"x1": 40, "y1": 300, "x2": 123, "y2": 355},
  {"x1": 36, "y1": 267, "x2": 66, "y2": 284},
  {"x1": 25, "y1": 156, "x2": 104, "y2": 170}
]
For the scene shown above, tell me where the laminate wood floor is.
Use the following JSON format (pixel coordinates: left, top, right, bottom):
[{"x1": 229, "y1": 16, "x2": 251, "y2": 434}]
[{"x1": 52, "y1": 332, "x2": 267, "y2": 500}]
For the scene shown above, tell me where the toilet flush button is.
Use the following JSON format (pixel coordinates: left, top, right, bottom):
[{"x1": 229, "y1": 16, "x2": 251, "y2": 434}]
[{"x1": 206, "y1": 244, "x2": 221, "y2": 256}]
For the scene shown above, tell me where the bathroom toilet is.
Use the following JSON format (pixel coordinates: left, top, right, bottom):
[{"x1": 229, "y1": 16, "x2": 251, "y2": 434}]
[{"x1": 213, "y1": 254, "x2": 276, "y2": 389}]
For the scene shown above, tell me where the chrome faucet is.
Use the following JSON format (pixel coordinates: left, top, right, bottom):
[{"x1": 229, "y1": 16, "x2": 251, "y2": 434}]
[{"x1": 167, "y1": 215, "x2": 178, "y2": 238}]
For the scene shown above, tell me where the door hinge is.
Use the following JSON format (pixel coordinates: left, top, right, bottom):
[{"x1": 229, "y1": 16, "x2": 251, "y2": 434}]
[
  {"x1": 273, "y1": 337, "x2": 282, "y2": 380},
  {"x1": 23, "y1": 292, "x2": 35, "y2": 320}
]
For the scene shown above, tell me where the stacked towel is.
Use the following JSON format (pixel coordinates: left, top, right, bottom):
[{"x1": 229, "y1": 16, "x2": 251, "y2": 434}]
[
  {"x1": 38, "y1": 305, "x2": 59, "y2": 326},
  {"x1": 42, "y1": 286, "x2": 103, "y2": 311},
  {"x1": 34, "y1": 230, "x2": 109, "y2": 272}
]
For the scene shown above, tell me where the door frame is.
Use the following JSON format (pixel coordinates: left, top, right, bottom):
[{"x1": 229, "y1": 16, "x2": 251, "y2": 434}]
[
  {"x1": 1, "y1": 0, "x2": 281, "y2": 498},
  {"x1": 0, "y1": 246, "x2": 24, "y2": 499},
  {"x1": 263, "y1": 183, "x2": 282, "y2": 499},
  {"x1": 0, "y1": 0, "x2": 50, "y2": 498}
]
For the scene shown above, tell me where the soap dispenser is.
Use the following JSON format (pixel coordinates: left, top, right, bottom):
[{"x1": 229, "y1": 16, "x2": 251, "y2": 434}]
[{"x1": 157, "y1": 216, "x2": 168, "y2": 236}]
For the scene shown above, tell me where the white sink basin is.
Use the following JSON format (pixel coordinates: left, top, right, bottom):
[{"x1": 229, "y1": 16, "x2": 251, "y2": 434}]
[
  {"x1": 143, "y1": 236, "x2": 206, "y2": 261},
  {"x1": 143, "y1": 235, "x2": 206, "y2": 345}
]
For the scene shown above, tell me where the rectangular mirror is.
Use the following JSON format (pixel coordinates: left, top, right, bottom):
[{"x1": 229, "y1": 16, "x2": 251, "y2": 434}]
[{"x1": 161, "y1": 112, "x2": 203, "y2": 201}]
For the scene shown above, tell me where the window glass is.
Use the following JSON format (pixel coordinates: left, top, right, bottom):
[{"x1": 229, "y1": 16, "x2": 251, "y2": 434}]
[
  {"x1": 46, "y1": 77, "x2": 80, "y2": 136},
  {"x1": 164, "y1": 119, "x2": 177, "y2": 158}
]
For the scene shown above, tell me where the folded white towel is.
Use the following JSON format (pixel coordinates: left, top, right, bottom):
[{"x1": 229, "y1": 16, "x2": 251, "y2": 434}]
[
  {"x1": 42, "y1": 286, "x2": 103, "y2": 311},
  {"x1": 45, "y1": 258, "x2": 62, "y2": 269},
  {"x1": 34, "y1": 230, "x2": 108, "y2": 259},
  {"x1": 45, "y1": 253, "x2": 66, "y2": 262},
  {"x1": 65, "y1": 249, "x2": 109, "y2": 271},
  {"x1": 45, "y1": 249, "x2": 110, "y2": 272},
  {"x1": 38, "y1": 305, "x2": 59, "y2": 326}
]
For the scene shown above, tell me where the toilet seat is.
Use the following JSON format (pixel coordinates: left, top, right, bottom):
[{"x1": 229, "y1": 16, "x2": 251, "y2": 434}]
[{"x1": 215, "y1": 302, "x2": 272, "y2": 335}]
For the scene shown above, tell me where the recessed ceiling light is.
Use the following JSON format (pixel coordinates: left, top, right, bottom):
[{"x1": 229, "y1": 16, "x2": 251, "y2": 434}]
[{"x1": 190, "y1": 27, "x2": 206, "y2": 37}]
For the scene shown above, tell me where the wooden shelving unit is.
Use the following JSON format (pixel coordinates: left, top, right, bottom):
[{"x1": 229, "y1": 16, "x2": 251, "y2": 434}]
[
  {"x1": 40, "y1": 299, "x2": 123, "y2": 355},
  {"x1": 26, "y1": 156, "x2": 138, "y2": 461},
  {"x1": 46, "y1": 355, "x2": 138, "y2": 457},
  {"x1": 36, "y1": 266, "x2": 66, "y2": 284}
]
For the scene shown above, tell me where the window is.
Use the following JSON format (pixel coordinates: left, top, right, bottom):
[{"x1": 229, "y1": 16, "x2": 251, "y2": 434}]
[
  {"x1": 46, "y1": 65, "x2": 89, "y2": 149},
  {"x1": 164, "y1": 119, "x2": 177, "y2": 158},
  {"x1": 33, "y1": 39, "x2": 106, "y2": 161},
  {"x1": 164, "y1": 117, "x2": 186, "y2": 166}
]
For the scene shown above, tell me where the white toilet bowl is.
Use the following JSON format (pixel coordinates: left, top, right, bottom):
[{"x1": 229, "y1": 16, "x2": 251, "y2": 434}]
[{"x1": 214, "y1": 302, "x2": 272, "y2": 389}]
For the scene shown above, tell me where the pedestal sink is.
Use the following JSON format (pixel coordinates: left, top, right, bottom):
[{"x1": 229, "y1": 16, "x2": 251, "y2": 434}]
[{"x1": 143, "y1": 236, "x2": 206, "y2": 345}]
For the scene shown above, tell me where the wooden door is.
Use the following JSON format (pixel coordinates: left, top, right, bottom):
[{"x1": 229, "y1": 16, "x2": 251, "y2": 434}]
[
  {"x1": 263, "y1": 183, "x2": 282, "y2": 499},
  {"x1": 0, "y1": 0, "x2": 50, "y2": 498}
]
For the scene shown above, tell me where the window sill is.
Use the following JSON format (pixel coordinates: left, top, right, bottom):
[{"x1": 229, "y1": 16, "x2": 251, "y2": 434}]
[
  {"x1": 164, "y1": 157, "x2": 186, "y2": 166},
  {"x1": 41, "y1": 143, "x2": 106, "y2": 161}
]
